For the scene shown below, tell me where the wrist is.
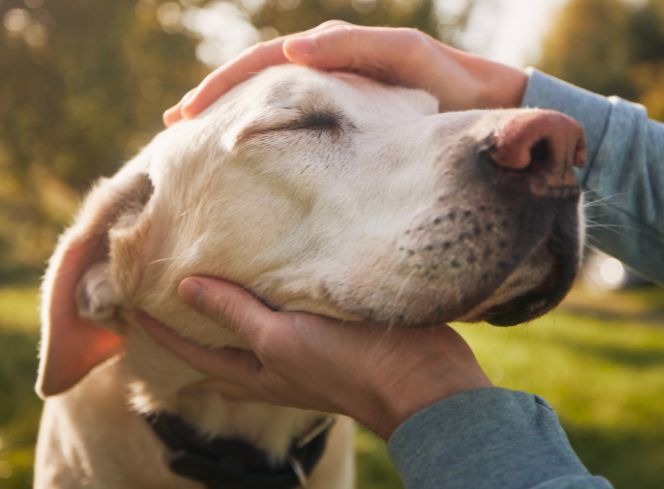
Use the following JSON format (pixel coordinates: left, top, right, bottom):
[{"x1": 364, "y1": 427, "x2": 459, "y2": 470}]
[
  {"x1": 374, "y1": 381, "x2": 493, "y2": 440},
  {"x1": 360, "y1": 347, "x2": 492, "y2": 439},
  {"x1": 476, "y1": 60, "x2": 528, "y2": 108},
  {"x1": 428, "y1": 40, "x2": 528, "y2": 111}
]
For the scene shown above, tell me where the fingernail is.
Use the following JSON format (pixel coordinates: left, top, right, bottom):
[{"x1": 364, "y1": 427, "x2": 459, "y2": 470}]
[
  {"x1": 285, "y1": 37, "x2": 317, "y2": 56},
  {"x1": 178, "y1": 278, "x2": 206, "y2": 307}
]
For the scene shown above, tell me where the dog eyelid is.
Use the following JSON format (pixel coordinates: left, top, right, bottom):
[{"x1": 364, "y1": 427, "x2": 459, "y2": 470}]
[
  {"x1": 287, "y1": 111, "x2": 343, "y2": 132},
  {"x1": 235, "y1": 110, "x2": 351, "y2": 145}
]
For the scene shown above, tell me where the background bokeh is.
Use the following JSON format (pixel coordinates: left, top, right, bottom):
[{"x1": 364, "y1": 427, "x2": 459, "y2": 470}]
[{"x1": 1, "y1": 0, "x2": 663, "y2": 487}]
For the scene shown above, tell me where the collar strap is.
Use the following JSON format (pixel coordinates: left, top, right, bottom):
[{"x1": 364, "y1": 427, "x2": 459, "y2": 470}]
[{"x1": 142, "y1": 412, "x2": 333, "y2": 489}]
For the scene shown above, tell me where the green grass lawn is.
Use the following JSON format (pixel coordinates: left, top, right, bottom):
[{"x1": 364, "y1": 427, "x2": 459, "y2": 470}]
[{"x1": 1, "y1": 284, "x2": 663, "y2": 488}]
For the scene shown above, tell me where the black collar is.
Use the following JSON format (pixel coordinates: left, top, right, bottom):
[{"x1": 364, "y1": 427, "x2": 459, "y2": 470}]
[{"x1": 142, "y1": 411, "x2": 333, "y2": 489}]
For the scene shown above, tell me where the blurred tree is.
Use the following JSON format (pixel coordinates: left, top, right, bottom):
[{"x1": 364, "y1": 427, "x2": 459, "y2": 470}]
[
  {"x1": 629, "y1": 0, "x2": 664, "y2": 121},
  {"x1": 243, "y1": 0, "x2": 440, "y2": 38},
  {"x1": 0, "y1": 0, "x2": 208, "y2": 279},
  {"x1": 232, "y1": 0, "x2": 478, "y2": 44},
  {"x1": 0, "y1": 0, "x2": 481, "y2": 279},
  {"x1": 539, "y1": 0, "x2": 664, "y2": 120}
]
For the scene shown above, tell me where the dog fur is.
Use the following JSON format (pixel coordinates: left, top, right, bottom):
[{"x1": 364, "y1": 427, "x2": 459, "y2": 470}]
[{"x1": 34, "y1": 65, "x2": 583, "y2": 488}]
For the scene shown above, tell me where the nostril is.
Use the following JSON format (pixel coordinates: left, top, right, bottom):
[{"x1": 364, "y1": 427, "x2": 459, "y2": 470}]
[
  {"x1": 529, "y1": 138, "x2": 550, "y2": 167},
  {"x1": 486, "y1": 110, "x2": 585, "y2": 173},
  {"x1": 481, "y1": 110, "x2": 585, "y2": 197}
]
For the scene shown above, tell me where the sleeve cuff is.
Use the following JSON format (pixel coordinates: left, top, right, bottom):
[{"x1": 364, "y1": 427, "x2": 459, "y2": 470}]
[{"x1": 387, "y1": 387, "x2": 593, "y2": 489}]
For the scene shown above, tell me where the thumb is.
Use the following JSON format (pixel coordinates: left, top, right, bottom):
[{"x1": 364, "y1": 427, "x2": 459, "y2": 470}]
[{"x1": 177, "y1": 276, "x2": 283, "y2": 344}]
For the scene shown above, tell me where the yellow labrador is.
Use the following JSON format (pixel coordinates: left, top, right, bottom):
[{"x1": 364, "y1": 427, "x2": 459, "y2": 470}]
[{"x1": 35, "y1": 65, "x2": 585, "y2": 488}]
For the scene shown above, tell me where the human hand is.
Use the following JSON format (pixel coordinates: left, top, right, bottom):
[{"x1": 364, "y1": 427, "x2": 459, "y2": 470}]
[
  {"x1": 163, "y1": 21, "x2": 529, "y2": 125},
  {"x1": 137, "y1": 276, "x2": 492, "y2": 440}
]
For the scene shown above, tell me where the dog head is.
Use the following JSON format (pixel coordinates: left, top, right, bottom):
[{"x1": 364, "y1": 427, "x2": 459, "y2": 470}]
[{"x1": 37, "y1": 65, "x2": 584, "y2": 397}]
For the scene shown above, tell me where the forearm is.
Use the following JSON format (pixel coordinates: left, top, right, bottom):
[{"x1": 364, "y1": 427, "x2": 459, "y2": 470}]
[
  {"x1": 521, "y1": 69, "x2": 664, "y2": 283},
  {"x1": 388, "y1": 388, "x2": 612, "y2": 489}
]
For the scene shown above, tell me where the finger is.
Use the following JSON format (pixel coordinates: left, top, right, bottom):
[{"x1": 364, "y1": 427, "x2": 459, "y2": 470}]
[
  {"x1": 162, "y1": 102, "x2": 182, "y2": 126},
  {"x1": 177, "y1": 277, "x2": 285, "y2": 344},
  {"x1": 137, "y1": 311, "x2": 263, "y2": 380},
  {"x1": 181, "y1": 40, "x2": 289, "y2": 118},
  {"x1": 163, "y1": 88, "x2": 196, "y2": 126},
  {"x1": 283, "y1": 25, "x2": 422, "y2": 76}
]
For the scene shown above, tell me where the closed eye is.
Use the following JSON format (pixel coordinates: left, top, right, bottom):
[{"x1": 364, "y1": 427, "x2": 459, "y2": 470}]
[
  {"x1": 235, "y1": 110, "x2": 347, "y2": 145},
  {"x1": 288, "y1": 112, "x2": 341, "y2": 132}
]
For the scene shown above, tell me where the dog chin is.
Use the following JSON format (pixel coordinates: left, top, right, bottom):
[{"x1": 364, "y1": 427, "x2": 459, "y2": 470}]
[{"x1": 457, "y1": 244, "x2": 577, "y2": 326}]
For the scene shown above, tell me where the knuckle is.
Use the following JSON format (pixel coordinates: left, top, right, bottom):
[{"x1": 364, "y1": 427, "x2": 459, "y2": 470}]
[
  {"x1": 252, "y1": 316, "x2": 290, "y2": 360},
  {"x1": 397, "y1": 28, "x2": 433, "y2": 67},
  {"x1": 208, "y1": 294, "x2": 241, "y2": 323},
  {"x1": 399, "y1": 27, "x2": 427, "y2": 50},
  {"x1": 326, "y1": 23, "x2": 357, "y2": 40},
  {"x1": 319, "y1": 19, "x2": 349, "y2": 30},
  {"x1": 323, "y1": 24, "x2": 362, "y2": 65},
  {"x1": 199, "y1": 71, "x2": 227, "y2": 96},
  {"x1": 252, "y1": 331, "x2": 273, "y2": 358}
]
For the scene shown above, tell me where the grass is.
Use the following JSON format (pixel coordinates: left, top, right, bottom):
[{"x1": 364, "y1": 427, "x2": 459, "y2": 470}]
[
  {"x1": 1, "y1": 284, "x2": 663, "y2": 488},
  {"x1": 0, "y1": 286, "x2": 40, "y2": 486}
]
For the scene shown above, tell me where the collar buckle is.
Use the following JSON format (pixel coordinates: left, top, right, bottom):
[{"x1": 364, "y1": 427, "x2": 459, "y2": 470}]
[
  {"x1": 288, "y1": 416, "x2": 335, "y2": 488},
  {"x1": 288, "y1": 456, "x2": 308, "y2": 488},
  {"x1": 295, "y1": 416, "x2": 336, "y2": 450}
]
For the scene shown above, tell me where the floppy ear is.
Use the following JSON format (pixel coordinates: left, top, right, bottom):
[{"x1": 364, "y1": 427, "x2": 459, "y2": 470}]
[{"x1": 37, "y1": 172, "x2": 154, "y2": 398}]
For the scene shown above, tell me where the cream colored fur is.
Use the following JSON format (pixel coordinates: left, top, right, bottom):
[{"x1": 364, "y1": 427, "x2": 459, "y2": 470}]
[{"x1": 35, "y1": 65, "x2": 582, "y2": 488}]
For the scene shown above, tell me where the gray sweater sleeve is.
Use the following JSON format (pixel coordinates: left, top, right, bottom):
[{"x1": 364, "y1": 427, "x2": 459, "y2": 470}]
[
  {"x1": 521, "y1": 69, "x2": 664, "y2": 283},
  {"x1": 387, "y1": 388, "x2": 612, "y2": 489}
]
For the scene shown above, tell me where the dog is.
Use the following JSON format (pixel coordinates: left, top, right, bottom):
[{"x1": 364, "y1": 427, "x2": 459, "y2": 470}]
[{"x1": 34, "y1": 65, "x2": 585, "y2": 488}]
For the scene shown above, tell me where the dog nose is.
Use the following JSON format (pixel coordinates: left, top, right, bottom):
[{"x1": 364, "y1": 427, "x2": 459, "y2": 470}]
[{"x1": 483, "y1": 110, "x2": 586, "y2": 197}]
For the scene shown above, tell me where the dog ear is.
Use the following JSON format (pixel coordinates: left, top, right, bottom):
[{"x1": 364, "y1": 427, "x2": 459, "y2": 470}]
[{"x1": 36, "y1": 172, "x2": 154, "y2": 398}]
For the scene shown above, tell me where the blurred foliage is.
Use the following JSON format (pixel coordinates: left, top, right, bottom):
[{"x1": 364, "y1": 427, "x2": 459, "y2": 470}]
[
  {"x1": 539, "y1": 0, "x2": 664, "y2": 121},
  {"x1": 0, "y1": 0, "x2": 480, "y2": 281},
  {"x1": 0, "y1": 0, "x2": 208, "y2": 280},
  {"x1": 247, "y1": 0, "x2": 438, "y2": 37},
  {"x1": 233, "y1": 0, "x2": 478, "y2": 47}
]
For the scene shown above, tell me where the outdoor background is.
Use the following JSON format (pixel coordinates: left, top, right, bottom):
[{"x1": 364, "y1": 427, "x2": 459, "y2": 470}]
[{"x1": 1, "y1": 0, "x2": 663, "y2": 487}]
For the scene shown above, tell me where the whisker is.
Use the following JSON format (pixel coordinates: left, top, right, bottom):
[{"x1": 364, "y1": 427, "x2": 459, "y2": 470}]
[
  {"x1": 585, "y1": 223, "x2": 634, "y2": 231},
  {"x1": 584, "y1": 218, "x2": 641, "y2": 239},
  {"x1": 582, "y1": 192, "x2": 624, "y2": 208}
]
